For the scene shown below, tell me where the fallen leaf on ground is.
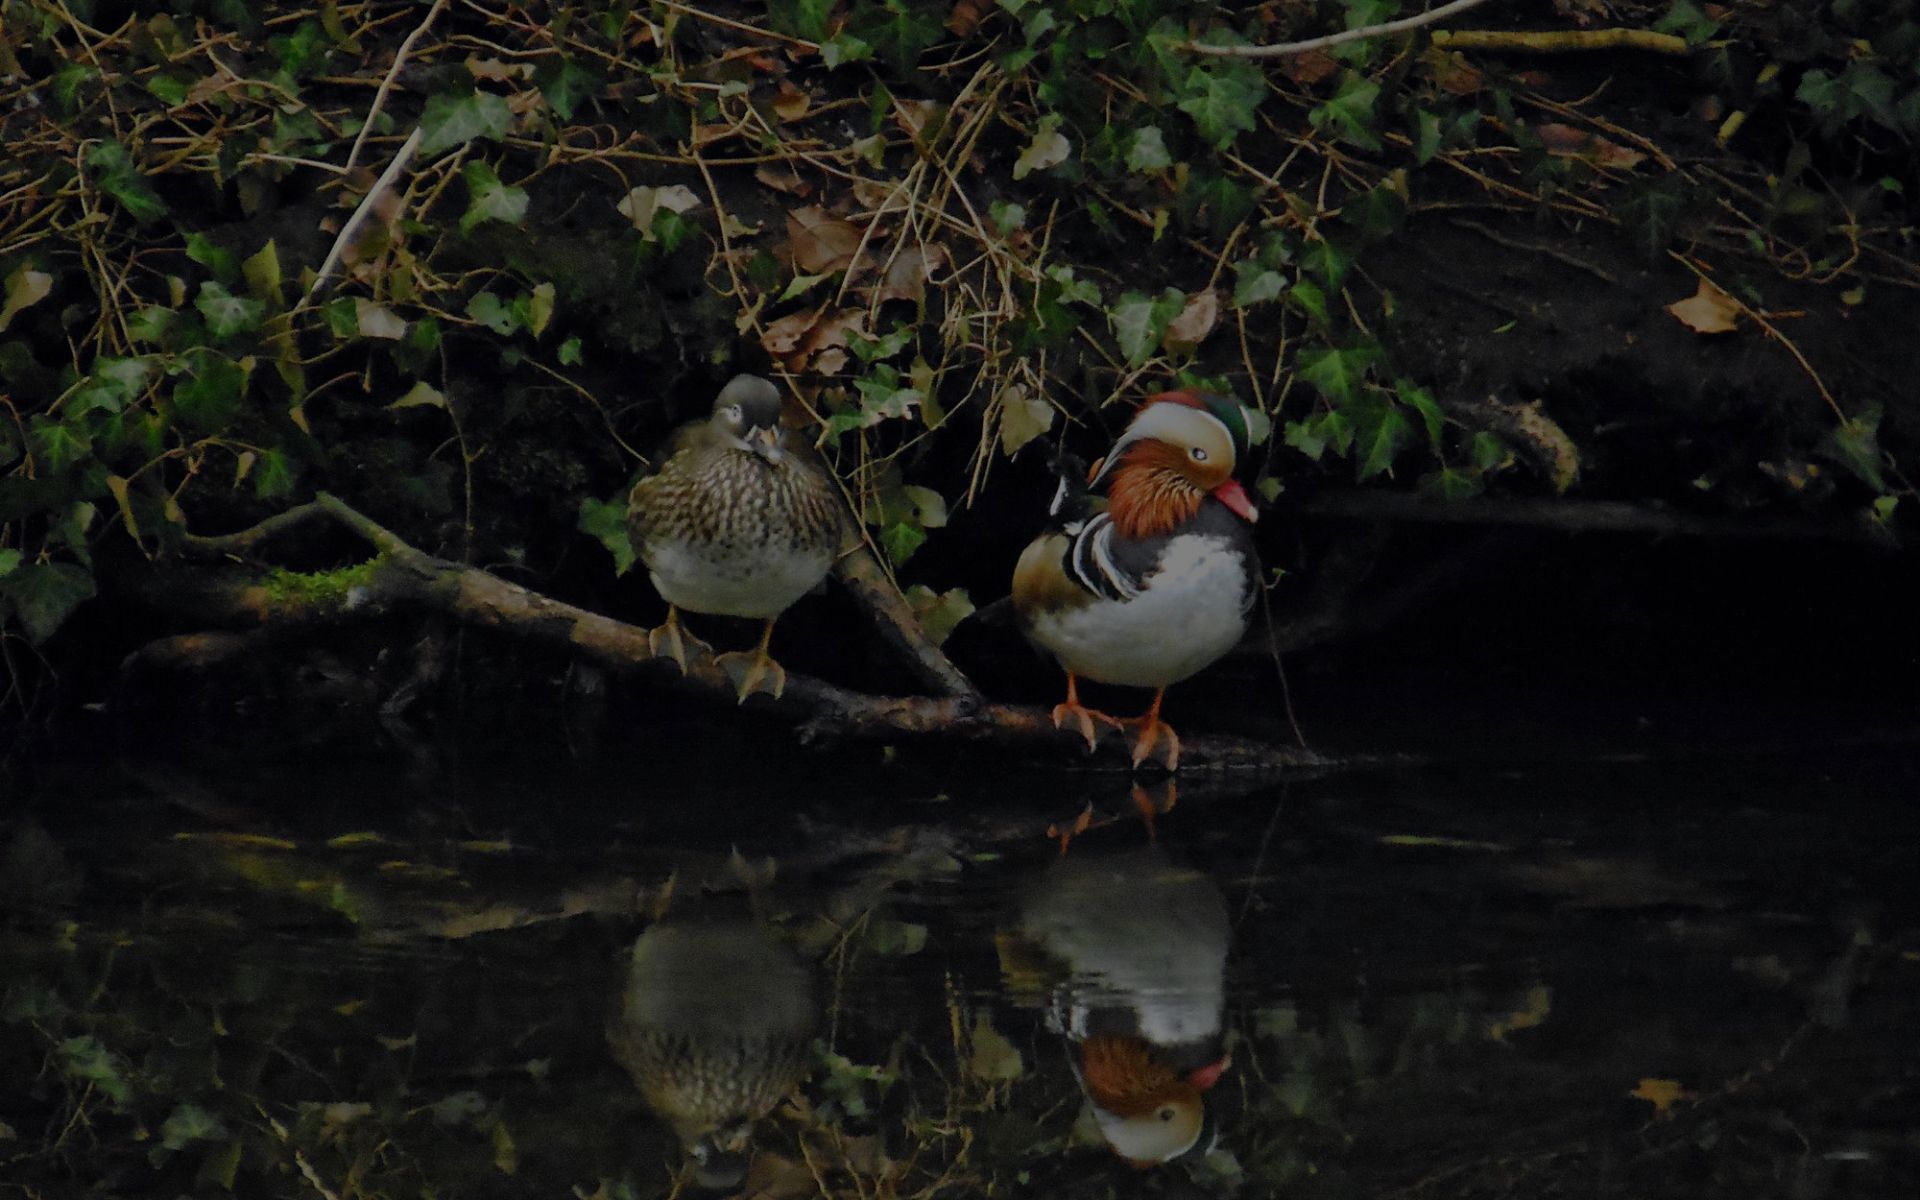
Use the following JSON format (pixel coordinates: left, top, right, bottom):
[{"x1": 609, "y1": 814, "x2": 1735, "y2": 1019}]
[
  {"x1": 1537, "y1": 122, "x2": 1646, "y2": 170},
  {"x1": 755, "y1": 165, "x2": 812, "y2": 197},
  {"x1": 1667, "y1": 277, "x2": 1741, "y2": 334},
  {"x1": 787, "y1": 205, "x2": 865, "y2": 274},
  {"x1": 997, "y1": 382, "x2": 1054, "y2": 455},
  {"x1": 875, "y1": 244, "x2": 947, "y2": 304},
  {"x1": 772, "y1": 81, "x2": 810, "y2": 121},
  {"x1": 1630, "y1": 1077, "x2": 1694, "y2": 1117}
]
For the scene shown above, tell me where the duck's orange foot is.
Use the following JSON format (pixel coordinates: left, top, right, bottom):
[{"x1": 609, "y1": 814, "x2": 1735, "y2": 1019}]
[
  {"x1": 1050, "y1": 700, "x2": 1123, "y2": 753},
  {"x1": 1126, "y1": 716, "x2": 1182, "y2": 772},
  {"x1": 648, "y1": 609, "x2": 712, "y2": 674},
  {"x1": 715, "y1": 649, "x2": 787, "y2": 702}
]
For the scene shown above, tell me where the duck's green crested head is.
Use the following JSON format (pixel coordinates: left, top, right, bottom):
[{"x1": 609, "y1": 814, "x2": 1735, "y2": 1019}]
[{"x1": 1089, "y1": 390, "x2": 1259, "y2": 535}]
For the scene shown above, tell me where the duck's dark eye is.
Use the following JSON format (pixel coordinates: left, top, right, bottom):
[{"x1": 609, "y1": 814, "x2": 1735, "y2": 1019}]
[
  {"x1": 1159, "y1": 1107, "x2": 1176, "y2": 1121},
  {"x1": 1189, "y1": 447, "x2": 1208, "y2": 462}
]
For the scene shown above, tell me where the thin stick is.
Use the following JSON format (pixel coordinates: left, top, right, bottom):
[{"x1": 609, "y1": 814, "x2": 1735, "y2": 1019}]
[
  {"x1": 1183, "y1": 0, "x2": 1496, "y2": 59},
  {"x1": 302, "y1": 126, "x2": 422, "y2": 304},
  {"x1": 343, "y1": 0, "x2": 447, "y2": 176}
]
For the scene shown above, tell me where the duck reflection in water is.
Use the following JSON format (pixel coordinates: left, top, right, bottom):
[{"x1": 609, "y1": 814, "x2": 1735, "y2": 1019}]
[
  {"x1": 1001, "y1": 796, "x2": 1232, "y2": 1168},
  {"x1": 607, "y1": 890, "x2": 818, "y2": 1191}
]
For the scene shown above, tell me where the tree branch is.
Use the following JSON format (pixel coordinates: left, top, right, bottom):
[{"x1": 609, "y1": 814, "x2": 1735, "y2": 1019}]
[
  {"x1": 831, "y1": 537, "x2": 979, "y2": 698},
  {"x1": 134, "y1": 495, "x2": 1356, "y2": 774},
  {"x1": 1432, "y1": 28, "x2": 1691, "y2": 55}
]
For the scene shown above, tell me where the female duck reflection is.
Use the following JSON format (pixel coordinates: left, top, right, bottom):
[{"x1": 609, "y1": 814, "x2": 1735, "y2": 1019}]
[
  {"x1": 607, "y1": 888, "x2": 818, "y2": 1191},
  {"x1": 1000, "y1": 830, "x2": 1233, "y2": 1167}
]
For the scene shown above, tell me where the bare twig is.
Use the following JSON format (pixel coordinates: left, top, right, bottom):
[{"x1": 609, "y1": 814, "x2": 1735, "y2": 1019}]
[
  {"x1": 303, "y1": 127, "x2": 423, "y2": 303},
  {"x1": 1182, "y1": 0, "x2": 1497, "y2": 59},
  {"x1": 342, "y1": 0, "x2": 447, "y2": 176}
]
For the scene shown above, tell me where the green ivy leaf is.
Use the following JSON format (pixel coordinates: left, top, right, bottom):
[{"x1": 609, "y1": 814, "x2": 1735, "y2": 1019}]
[
  {"x1": 159, "y1": 1103, "x2": 229, "y2": 1152},
  {"x1": 460, "y1": 161, "x2": 529, "y2": 234},
  {"x1": 1396, "y1": 380, "x2": 1446, "y2": 447},
  {"x1": 1125, "y1": 125, "x2": 1173, "y2": 171},
  {"x1": 1421, "y1": 466, "x2": 1484, "y2": 500},
  {"x1": 28, "y1": 416, "x2": 92, "y2": 473},
  {"x1": 1110, "y1": 288, "x2": 1186, "y2": 365},
  {"x1": 1232, "y1": 261, "x2": 1286, "y2": 308},
  {"x1": 1818, "y1": 406, "x2": 1887, "y2": 492},
  {"x1": 0, "y1": 549, "x2": 19, "y2": 578},
  {"x1": 1177, "y1": 57, "x2": 1266, "y2": 149},
  {"x1": 533, "y1": 56, "x2": 601, "y2": 121},
  {"x1": 195, "y1": 282, "x2": 264, "y2": 338},
  {"x1": 172, "y1": 355, "x2": 249, "y2": 433},
  {"x1": 1296, "y1": 346, "x2": 1379, "y2": 406},
  {"x1": 253, "y1": 449, "x2": 297, "y2": 499},
  {"x1": 849, "y1": 0, "x2": 943, "y2": 71},
  {"x1": 904, "y1": 584, "x2": 975, "y2": 645},
  {"x1": 465, "y1": 292, "x2": 520, "y2": 335},
  {"x1": 1413, "y1": 108, "x2": 1443, "y2": 164},
  {"x1": 1286, "y1": 279, "x2": 1329, "y2": 325},
  {"x1": 86, "y1": 141, "x2": 169, "y2": 224},
  {"x1": 1357, "y1": 403, "x2": 1413, "y2": 480},
  {"x1": 417, "y1": 91, "x2": 512, "y2": 159},
  {"x1": 880, "y1": 520, "x2": 927, "y2": 566},
  {"x1": 1310, "y1": 72, "x2": 1383, "y2": 151},
  {"x1": 2, "y1": 562, "x2": 97, "y2": 645},
  {"x1": 578, "y1": 496, "x2": 635, "y2": 575}
]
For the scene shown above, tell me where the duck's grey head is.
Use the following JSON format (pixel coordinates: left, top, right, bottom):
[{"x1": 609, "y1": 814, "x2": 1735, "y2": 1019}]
[
  {"x1": 685, "y1": 1120, "x2": 753, "y2": 1191},
  {"x1": 708, "y1": 374, "x2": 785, "y2": 462}
]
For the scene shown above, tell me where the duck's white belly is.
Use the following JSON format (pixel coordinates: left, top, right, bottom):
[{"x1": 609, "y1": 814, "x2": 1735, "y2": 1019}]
[
  {"x1": 646, "y1": 539, "x2": 832, "y2": 619},
  {"x1": 1029, "y1": 535, "x2": 1250, "y2": 688}
]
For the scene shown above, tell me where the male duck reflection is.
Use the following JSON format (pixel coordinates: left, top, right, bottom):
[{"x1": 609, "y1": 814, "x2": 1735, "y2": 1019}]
[
  {"x1": 1012, "y1": 391, "x2": 1260, "y2": 770},
  {"x1": 999, "y1": 839, "x2": 1233, "y2": 1166},
  {"x1": 607, "y1": 889, "x2": 819, "y2": 1190},
  {"x1": 626, "y1": 374, "x2": 846, "y2": 701}
]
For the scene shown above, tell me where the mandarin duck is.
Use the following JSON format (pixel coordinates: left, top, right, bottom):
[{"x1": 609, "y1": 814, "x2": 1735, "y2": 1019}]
[
  {"x1": 1012, "y1": 391, "x2": 1260, "y2": 769},
  {"x1": 999, "y1": 844, "x2": 1232, "y2": 1166},
  {"x1": 627, "y1": 374, "x2": 845, "y2": 701},
  {"x1": 607, "y1": 915, "x2": 819, "y2": 1190}
]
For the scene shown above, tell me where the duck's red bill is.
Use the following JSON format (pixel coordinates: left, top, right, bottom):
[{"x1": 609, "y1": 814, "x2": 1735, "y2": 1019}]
[
  {"x1": 1210, "y1": 479, "x2": 1257, "y2": 523},
  {"x1": 1187, "y1": 1054, "x2": 1230, "y2": 1092}
]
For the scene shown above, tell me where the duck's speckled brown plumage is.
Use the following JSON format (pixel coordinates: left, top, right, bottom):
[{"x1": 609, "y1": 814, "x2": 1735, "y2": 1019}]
[
  {"x1": 626, "y1": 377, "x2": 844, "y2": 620},
  {"x1": 607, "y1": 920, "x2": 818, "y2": 1161}
]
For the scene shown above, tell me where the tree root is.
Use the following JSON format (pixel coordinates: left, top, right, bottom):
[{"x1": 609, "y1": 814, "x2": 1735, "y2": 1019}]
[{"x1": 130, "y1": 495, "x2": 1352, "y2": 775}]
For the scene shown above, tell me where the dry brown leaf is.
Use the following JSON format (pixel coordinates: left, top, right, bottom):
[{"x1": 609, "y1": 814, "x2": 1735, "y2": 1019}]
[
  {"x1": 772, "y1": 81, "x2": 811, "y2": 122},
  {"x1": 754, "y1": 165, "x2": 812, "y2": 198},
  {"x1": 850, "y1": 177, "x2": 911, "y2": 214},
  {"x1": 1537, "y1": 123, "x2": 1646, "y2": 170},
  {"x1": 1162, "y1": 289, "x2": 1221, "y2": 352},
  {"x1": 1630, "y1": 1077, "x2": 1693, "y2": 1117},
  {"x1": 1422, "y1": 48, "x2": 1485, "y2": 95},
  {"x1": 689, "y1": 122, "x2": 738, "y2": 149},
  {"x1": 875, "y1": 244, "x2": 948, "y2": 305},
  {"x1": 465, "y1": 56, "x2": 530, "y2": 83},
  {"x1": 1278, "y1": 49, "x2": 1340, "y2": 87},
  {"x1": 760, "y1": 305, "x2": 826, "y2": 357},
  {"x1": 741, "y1": 1150, "x2": 816, "y2": 1200},
  {"x1": 787, "y1": 205, "x2": 865, "y2": 274},
  {"x1": 892, "y1": 98, "x2": 943, "y2": 142},
  {"x1": 1667, "y1": 278, "x2": 1740, "y2": 335}
]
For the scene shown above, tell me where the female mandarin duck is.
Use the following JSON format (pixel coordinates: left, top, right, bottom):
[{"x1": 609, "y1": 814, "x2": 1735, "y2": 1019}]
[
  {"x1": 626, "y1": 374, "x2": 845, "y2": 701},
  {"x1": 608, "y1": 915, "x2": 819, "y2": 1190},
  {"x1": 1012, "y1": 391, "x2": 1260, "y2": 769},
  {"x1": 999, "y1": 844, "x2": 1233, "y2": 1166}
]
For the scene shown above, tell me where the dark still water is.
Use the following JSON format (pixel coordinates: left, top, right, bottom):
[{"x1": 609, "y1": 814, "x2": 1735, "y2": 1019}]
[{"x1": 3, "y1": 738, "x2": 1917, "y2": 1199}]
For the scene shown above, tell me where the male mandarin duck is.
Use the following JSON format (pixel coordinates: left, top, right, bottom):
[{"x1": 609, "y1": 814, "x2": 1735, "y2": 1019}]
[
  {"x1": 999, "y1": 844, "x2": 1233, "y2": 1166},
  {"x1": 607, "y1": 916, "x2": 819, "y2": 1190},
  {"x1": 626, "y1": 374, "x2": 845, "y2": 701},
  {"x1": 1012, "y1": 390, "x2": 1260, "y2": 769}
]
